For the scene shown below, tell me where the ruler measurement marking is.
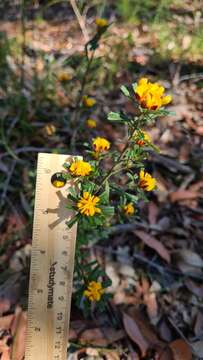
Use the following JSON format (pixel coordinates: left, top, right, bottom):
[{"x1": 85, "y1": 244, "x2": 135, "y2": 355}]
[{"x1": 25, "y1": 153, "x2": 80, "y2": 360}]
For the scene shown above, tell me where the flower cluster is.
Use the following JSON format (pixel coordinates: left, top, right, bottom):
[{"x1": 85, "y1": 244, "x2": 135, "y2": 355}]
[
  {"x1": 86, "y1": 118, "x2": 97, "y2": 128},
  {"x1": 95, "y1": 18, "x2": 109, "y2": 28},
  {"x1": 69, "y1": 160, "x2": 92, "y2": 177},
  {"x1": 139, "y1": 169, "x2": 156, "y2": 191},
  {"x1": 77, "y1": 191, "x2": 101, "y2": 216},
  {"x1": 83, "y1": 281, "x2": 104, "y2": 302},
  {"x1": 134, "y1": 78, "x2": 172, "y2": 110},
  {"x1": 92, "y1": 137, "x2": 110, "y2": 156},
  {"x1": 123, "y1": 203, "x2": 135, "y2": 216},
  {"x1": 82, "y1": 95, "x2": 96, "y2": 108}
]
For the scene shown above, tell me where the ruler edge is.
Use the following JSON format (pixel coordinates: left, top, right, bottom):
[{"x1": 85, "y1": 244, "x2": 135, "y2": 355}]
[{"x1": 25, "y1": 152, "x2": 81, "y2": 360}]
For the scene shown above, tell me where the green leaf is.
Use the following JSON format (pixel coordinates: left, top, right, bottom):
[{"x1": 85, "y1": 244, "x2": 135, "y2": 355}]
[
  {"x1": 120, "y1": 85, "x2": 130, "y2": 97},
  {"x1": 125, "y1": 193, "x2": 139, "y2": 202},
  {"x1": 66, "y1": 215, "x2": 79, "y2": 228},
  {"x1": 103, "y1": 278, "x2": 112, "y2": 288},
  {"x1": 107, "y1": 111, "x2": 123, "y2": 121},
  {"x1": 101, "y1": 206, "x2": 114, "y2": 216},
  {"x1": 100, "y1": 180, "x2": 110, "y2": 204}
]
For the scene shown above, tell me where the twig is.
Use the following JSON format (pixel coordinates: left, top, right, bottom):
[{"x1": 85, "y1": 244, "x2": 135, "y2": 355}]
[
  {"x1": 0, "y1": 160, "x2": 16, "y2": 209},
  {"x1": 179, "y1": 73, "x2": 203, "y2": 83},
  {"x1": 20, "y1": 0, "x2": 26, "y2": 89},
  {"x1": 149, "y1": 151, "x2": 192, "y2": 174},
  {"x1": 167, "y1": 317, "x2": 193, "y2": 350},
  {"x1": 69, "y1": 0, "x2": 89, "y2": 43},
  {"x1": 70, "y1": 49, "x2": 95, "y2": 149},
  {"x1": 0, "y1": 147, "x2": 51, "y2": 160}
]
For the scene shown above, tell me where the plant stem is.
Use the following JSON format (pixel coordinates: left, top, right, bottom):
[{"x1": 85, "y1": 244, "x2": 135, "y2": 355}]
[
  {"x1": 70, "y1": 50, "x2": 95, "y2": 148},
  {"x1": 96, "y1": 132, "x2": 135, "y2": 193},
  {"x1": 20, "y1": 0, "x2": 26, "y2": 90}
]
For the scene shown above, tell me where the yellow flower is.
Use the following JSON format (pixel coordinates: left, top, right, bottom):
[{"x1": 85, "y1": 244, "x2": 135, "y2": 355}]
[
  {"x1": 69, "y1": 160, "x2": 92, "y2": 177},
  {"x1": 92, "y1": 137, "x2": 110, "y2": 153},
  {"x1": 123, "y1": 203, "x2": 135, "y2": 216},
  {"x1": 95, "y1": 18, "x2": 108, "y2": 28},
  {"x1": 51, "y1": 172, "x2": 66, "y2": 188},
  {"x1": 44, "y1": 124, "x2": 56, "y2": 136},
  {"x1": 57, "y1": 70, "x2": 72, "y2": 82},
  {"x1": 52, "y1": 179, "x2": 65, "y2": 188},
  {"x1": 83, "y1": 281, "x2": 104, "y2": 302},
  {"x1": 86, "y1": 118, "x2": 97, "y2": 128},
  {"x1": 139, "y1": 169, "x2": 156, "y2": 191},
  {"x1": 135, "y1": 130, "x2": 151, "y2": 146},
  {"x1": 82, "y1": 95, "x2": 96, "y2": 108},
  {"x1": 77, "y1": 191, "x2": 101, "y2": 216},
  {"x1": 134, "y1": 78, "x2": 172, "y2": 110}
]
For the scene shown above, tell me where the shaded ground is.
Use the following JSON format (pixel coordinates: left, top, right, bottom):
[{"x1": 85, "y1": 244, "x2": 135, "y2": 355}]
[{"x1": 0, "y1": 1, "x2": 203, "y2": 359}]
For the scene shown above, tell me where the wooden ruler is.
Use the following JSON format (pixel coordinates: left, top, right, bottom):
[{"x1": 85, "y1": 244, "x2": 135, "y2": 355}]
[{"x1": 25, "y1": 153, "x2": 79, "y2": 360}]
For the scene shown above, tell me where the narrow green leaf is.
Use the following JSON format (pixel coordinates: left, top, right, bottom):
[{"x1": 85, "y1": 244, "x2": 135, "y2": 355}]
[{"x1": 120, "y1": 85, "x2": 130, "y2": 97}]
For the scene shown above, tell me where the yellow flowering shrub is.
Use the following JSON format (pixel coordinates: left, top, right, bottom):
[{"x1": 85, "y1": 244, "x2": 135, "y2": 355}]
[{"x1": 63, "y1": 77, "x2": 172, "y2": 314}]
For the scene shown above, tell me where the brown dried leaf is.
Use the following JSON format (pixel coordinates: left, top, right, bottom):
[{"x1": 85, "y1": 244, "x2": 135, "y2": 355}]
[
  {"x1": 148, "y1": 201, "x2": 159, "y2": 225},
  {"x1": 196, "y1": 126, "x2": 203, "y2": 135},
  {"x1": 194, "y1": 311, "x2": 203, "y2": 336},
  {"x1": 158, "y1": 319, "x2": 173, "y2": 342},
  {"x1": 173, "y1": 249, "x2": 203, "y2": 268},
  {"x1": 144, "y1": 289, "x2": 158, "y2": 322},
  {"x1": 79, "y1": 328, "x2": 107, "y2": 346},
  {"x1": 169, "y1": 190, "x2": 200, "y2": 203},
  {"x1": 79, "y1": 327, "x2": 124, "y2": 347},
  {"x1": 158, "y1": 346, "x2": 173, "y2": 360},
  {"x1": 134, "y1": 230, "x2": 170, "y2": 263},
  {"x1": 185, "y1": 279, "x2": 203, "y2": 298},
  {"x1": 0, "y1": 314, "x2": 14, "y2": 330},
  {"x1": 123, "y1": 312, "x2": 149, "y2": 356},
  {"x1": 1, "y1": 347, "x2": 11, "y2": 360},
  {"x1": 0, "y1": 300, "x2": 10, "y2": 316},
  {"x1": 169, "y1": 339, "x2": 192, "y2": 360},
  {"x1": 11, "y1": 311, "x2": 27, "y2": 360},
  {"x1": 102, "y1": 350, "x2": 121, "y2": 360}
]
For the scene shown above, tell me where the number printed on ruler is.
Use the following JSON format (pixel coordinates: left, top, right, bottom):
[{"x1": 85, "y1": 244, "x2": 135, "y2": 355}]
[{"x1": 25, "y1": 153, "x2": 80, "y2": 360}]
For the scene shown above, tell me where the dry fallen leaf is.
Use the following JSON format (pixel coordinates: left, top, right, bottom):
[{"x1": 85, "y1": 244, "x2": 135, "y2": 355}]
[
  {"x1": 148, "y1": 201, "x2": 159, "y2": 225},
  {"x1": 169, "y1": 339, "x2": 192, "y2": 360},
  {"x1": 134, "y1": 230, "x2": 171, "y2": 263},
  {"x1": 102, "y1": 349, "x2": 121, "y2": 360},
  {"x1": 123, "y1": 312, "x2": 149, "y2": 356},
  {"x1": 79, "y1": 327, "x2": 124, "y2": 347},
  {"x1": 172, "y1": 249, "x2": 203, "y2": 268},
  {"x1": 11, "y1": 311, "x2": 27, "y2": 360},
  {"x1": 169, "y1": 190, "x2": 200, "y2": 203},
  {"x1": 192, "y1": 340, "x2": 203, "y2": 358},
  {"x1": 158, "y1": 346, "x2": 173, "y2": 360},
  {"x1": 185, "y1": 279, "x2": 203, "y2": 299},
  {"x1": 0, "y1": 300, "x2": 10, "y2": 317},
  {"x1": 194, "y1": 310, "x2": 203, "y2": 336},
  {"x1": 123, "y1": 308, "x2": 164, "y2": 356}
]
